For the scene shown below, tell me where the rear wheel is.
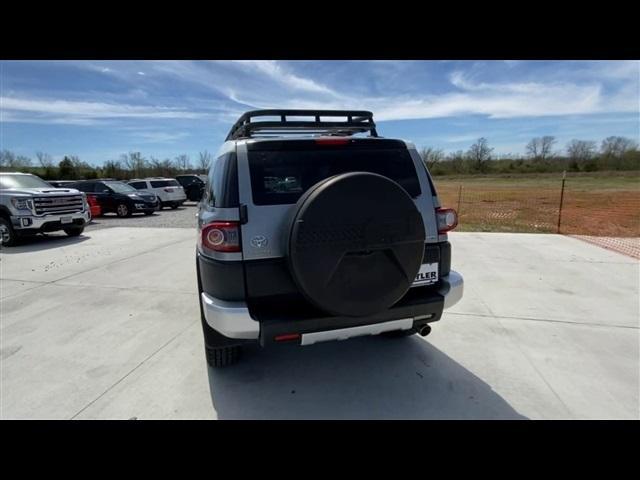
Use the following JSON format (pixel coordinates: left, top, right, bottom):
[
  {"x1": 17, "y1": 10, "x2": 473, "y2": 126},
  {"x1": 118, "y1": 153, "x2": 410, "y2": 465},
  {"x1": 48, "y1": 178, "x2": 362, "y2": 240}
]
[
  {"x1": 206, "y1": 345, "x2": 241, "y2": 368},
  {"x1": 63, "y1": 226, "x2": 84, "y2": 237},
  {"x1": 196, "y1": 256, "x2": 244, "y2": 367},
  {"x1": 116, "y1": 203, "x2": 131, "y2": 218},
  {"x1": 0, "y1": 218, "x2": 18, "y2": 247}
]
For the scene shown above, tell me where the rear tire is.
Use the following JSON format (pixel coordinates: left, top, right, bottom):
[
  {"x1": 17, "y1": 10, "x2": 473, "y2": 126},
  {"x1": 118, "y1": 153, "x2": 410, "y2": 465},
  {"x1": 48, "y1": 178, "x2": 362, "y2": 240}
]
[
  {"x1": 206, "y1": 345, "x2": 241, "y2": 368},
  {"x1": 63, "y1": 226, "x2": 84, "y2": 237},
  {"x1": 116, "y1": 203, "x2": 131, "y2": 218},
  {"x1": 0, "y1": 218, "x2": 18, "y2": 247}
]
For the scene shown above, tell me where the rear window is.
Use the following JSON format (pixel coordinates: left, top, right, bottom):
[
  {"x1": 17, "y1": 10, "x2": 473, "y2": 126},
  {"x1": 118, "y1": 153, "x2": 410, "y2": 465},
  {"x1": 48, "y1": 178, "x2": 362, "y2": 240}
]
[
  {"x1": 150, "y1": 180, "x2": 179, "y2": 188},
  {"x1": 247, "y1": 141, "x2": 421, "y2": 206},
  {"x1": 72, "y1": 182, "x2": 94, "y2": 192}
]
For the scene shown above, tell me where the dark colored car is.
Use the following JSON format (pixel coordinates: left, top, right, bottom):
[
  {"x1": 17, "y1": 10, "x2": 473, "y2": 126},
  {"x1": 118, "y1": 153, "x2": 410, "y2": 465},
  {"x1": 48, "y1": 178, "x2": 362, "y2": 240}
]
[
  {"x1": 175, "y1": 175, "x2": 206, "y2": 202},
  {"x1": 70, "y1": 180, "x2": 158, "y2": 217}
]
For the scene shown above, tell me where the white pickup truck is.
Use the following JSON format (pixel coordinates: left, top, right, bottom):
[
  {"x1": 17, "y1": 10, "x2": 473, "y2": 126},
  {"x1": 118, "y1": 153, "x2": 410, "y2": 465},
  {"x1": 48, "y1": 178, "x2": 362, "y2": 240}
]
[{"x1": 0, "y1": 172, "x2": 90, "y2": 247}]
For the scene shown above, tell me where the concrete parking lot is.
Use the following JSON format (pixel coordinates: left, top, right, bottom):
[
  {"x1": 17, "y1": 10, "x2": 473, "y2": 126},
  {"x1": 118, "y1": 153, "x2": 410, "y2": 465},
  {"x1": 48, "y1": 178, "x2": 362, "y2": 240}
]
[{"x1": 1, "y1": 223, "x2": 638, "y2": 419}]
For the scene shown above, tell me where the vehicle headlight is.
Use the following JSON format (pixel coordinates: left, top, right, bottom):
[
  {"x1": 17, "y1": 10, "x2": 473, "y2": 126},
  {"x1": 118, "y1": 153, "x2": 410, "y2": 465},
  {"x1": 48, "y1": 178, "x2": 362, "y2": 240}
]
[
  {"x1": 127, "y1": 194, "x2": 140, "y2": 199},
  {"x1": 11, "y1": 198, "x2": 33, "y2": 211}
]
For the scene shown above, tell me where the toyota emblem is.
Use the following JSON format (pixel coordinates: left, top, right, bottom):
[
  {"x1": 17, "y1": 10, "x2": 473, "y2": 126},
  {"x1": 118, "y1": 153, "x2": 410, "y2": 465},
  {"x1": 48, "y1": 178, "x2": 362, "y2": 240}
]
[{"x1": 251, "y1": 235, "x2": 268, "y2": 248}]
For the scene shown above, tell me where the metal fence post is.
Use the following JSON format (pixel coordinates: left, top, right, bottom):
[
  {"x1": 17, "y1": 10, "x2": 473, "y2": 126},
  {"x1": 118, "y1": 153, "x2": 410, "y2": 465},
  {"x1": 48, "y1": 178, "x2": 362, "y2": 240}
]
[
  {"x1": 457, "y1": 184, "x2": 463, "y2": 216},
  {"x1": 557, "y1": 171, "x2": 566, "y2": 234}
]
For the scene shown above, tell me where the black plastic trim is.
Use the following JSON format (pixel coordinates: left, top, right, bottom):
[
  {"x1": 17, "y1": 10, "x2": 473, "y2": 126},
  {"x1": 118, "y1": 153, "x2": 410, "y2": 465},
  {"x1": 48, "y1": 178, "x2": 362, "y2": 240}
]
[
  {"x1": 257, "y1": 285, "x2": 444, "y2": 347},
  {"x1": 197, "y1": 252, "x2": 246, "y2": 301}
]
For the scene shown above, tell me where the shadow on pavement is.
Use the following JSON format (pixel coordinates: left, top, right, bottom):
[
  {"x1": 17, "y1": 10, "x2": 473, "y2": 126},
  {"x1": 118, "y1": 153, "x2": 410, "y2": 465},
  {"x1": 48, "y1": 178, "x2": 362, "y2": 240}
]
[
  {"x1": 1, "y1": 233, "x2": 90, "y2": 253},
  {"x1": 207, "y1": 335, "x2": 527, "y2": 420}
]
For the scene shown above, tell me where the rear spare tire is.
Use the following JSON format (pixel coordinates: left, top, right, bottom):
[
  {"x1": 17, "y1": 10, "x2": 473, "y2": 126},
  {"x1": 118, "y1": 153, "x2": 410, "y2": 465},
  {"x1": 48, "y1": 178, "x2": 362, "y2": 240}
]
[{"x1": 287, "y1": 172, "x2": 425, "y2": 317}]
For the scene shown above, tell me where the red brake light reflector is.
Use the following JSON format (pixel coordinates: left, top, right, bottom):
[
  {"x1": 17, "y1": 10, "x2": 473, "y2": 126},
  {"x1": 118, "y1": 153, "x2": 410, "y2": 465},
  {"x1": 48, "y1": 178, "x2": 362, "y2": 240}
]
[
  {"x1": 274, "y1": 333, "x2": 301, "y2": 342},
  {"x1": 436, "y1": 208, "x2": 458, "y2": 233},
  {"x1": 314, "y1": 138, "x2": 350, "y2": 145}
]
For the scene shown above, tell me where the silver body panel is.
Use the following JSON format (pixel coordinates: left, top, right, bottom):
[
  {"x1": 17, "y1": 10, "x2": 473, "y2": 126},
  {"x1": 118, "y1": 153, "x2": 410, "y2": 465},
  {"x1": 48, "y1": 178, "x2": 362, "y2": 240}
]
[{"x1": 233, "y1": 138, "x2": 441, "y2": 262}]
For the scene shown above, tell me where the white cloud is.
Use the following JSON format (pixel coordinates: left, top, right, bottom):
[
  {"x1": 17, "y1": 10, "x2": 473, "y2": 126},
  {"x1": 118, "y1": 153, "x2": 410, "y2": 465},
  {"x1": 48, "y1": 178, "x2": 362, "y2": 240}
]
[
  {"x1": 231, "y1": 61, "x2": 336, "y2": 95},
  {"x1": 133, "y1": 131, "x2": 190, "y2": 143},
  {"x1": 0, "y1": 95, "x2": 210, "y2": 124}
]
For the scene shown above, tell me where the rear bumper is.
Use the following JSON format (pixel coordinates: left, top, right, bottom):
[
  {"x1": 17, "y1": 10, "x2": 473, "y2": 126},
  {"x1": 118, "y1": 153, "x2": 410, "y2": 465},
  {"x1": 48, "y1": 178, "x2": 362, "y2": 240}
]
[{"x1": 201, "y1": 270, "x2": 463, "y2": 345}]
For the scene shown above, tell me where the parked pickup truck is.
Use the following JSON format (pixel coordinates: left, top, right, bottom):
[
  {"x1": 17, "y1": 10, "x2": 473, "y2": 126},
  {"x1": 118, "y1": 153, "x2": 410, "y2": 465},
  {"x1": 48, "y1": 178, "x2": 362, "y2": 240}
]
[{"x1": 0, "y1": 172, "x2": 90, "y2": 247}]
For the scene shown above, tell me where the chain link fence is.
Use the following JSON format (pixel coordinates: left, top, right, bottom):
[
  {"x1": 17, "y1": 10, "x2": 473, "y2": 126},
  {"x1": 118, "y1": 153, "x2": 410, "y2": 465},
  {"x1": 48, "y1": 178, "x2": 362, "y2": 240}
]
[{"x1": 435, "y1": 176, "x2": 640, "y2": 259}]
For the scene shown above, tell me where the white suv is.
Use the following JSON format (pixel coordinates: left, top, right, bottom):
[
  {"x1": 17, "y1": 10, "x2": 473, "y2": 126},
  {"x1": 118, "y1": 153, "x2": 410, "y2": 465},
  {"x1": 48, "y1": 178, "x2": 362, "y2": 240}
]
[{"x1": 128, "y1": 178, "x2": 187, "y2": 209}]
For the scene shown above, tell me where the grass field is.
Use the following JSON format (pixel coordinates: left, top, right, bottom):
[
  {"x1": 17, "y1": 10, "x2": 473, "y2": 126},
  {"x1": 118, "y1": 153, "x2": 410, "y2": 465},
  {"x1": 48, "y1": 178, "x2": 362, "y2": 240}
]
[{"x1": 433, "y1": 171, "x2": 640, "y2": 237}]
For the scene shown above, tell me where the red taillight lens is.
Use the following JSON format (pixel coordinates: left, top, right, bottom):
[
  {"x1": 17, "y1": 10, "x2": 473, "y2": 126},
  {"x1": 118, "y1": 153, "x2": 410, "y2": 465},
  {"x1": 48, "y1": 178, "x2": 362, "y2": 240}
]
[
  {"x1": 201, "y1": 222, "x2": 241, "y2": 252},
  {"x1": 314, "y1": 137, "x2": 350, "y2": 145},
  {"x1": 274, "y1": 333, "x2": 301, "y2": 342},
  {"x1": 436, "y1": 208, "x2": 458, "y2": 233}
]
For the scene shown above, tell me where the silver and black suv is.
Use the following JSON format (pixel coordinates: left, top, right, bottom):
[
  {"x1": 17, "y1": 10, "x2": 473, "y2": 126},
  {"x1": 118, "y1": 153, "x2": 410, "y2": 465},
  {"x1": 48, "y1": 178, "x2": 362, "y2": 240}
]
[
  {"x1": 196, "y1": 110, "x2": 463, "y2": 367},
  {"x1": 0, "y1": 172, "x2": 89, "y2": 247}
]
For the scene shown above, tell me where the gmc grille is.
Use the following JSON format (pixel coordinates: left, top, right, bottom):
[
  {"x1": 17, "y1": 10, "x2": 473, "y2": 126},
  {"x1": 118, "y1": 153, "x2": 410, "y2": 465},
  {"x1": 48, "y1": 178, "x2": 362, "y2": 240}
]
[{"x1": 33, "y1": 195, "x2": 84, "y2": 215}]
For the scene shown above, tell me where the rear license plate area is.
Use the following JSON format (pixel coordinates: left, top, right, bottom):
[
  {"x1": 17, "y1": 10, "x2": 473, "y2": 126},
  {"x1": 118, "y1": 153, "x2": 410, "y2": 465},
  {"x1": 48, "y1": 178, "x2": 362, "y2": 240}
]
[{"x1": 413, "y1": 262, "x2": 438, "y2": 286}]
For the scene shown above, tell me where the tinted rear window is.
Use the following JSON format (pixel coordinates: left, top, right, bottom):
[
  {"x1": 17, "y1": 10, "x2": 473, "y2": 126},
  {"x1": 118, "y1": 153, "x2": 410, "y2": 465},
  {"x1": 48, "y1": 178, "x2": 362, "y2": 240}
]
[
  {"x1": 247, "y1": 141, "x2": 421, "y2": 206},
  {"x1": 150, "y1": 180, "x2": 179, "y2": 188}
]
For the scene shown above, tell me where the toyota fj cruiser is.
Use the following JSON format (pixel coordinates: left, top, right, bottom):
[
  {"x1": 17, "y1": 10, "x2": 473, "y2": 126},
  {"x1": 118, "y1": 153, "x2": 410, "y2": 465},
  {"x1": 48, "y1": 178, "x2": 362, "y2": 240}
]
[
  {"x1": 197, "y1": 110, "x2": 463, "y2": 367},
  {"x1": 0, "y1": 172, "x2": 90, "y2": 247}
]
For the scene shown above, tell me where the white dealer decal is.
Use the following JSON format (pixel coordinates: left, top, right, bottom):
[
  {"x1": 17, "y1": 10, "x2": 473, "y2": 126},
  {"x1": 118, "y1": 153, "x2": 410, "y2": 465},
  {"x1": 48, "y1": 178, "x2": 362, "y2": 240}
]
[{"x1": 413, "y1": 262, "x2": 438, "y2": 285}]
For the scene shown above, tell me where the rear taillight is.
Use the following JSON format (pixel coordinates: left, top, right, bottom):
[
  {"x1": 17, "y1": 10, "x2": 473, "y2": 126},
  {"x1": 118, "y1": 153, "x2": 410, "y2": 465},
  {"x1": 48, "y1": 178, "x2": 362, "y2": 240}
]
[
  {"x1": 201, "y1": 222, "x2": 241, "y2": 252},
  {"x1": 436, "y1": 208, "x2": 458, "y2": 233}
]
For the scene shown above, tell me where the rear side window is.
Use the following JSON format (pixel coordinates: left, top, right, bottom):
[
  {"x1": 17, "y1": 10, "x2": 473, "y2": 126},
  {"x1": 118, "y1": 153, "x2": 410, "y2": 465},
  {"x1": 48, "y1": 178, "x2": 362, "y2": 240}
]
[
  {"x1": 150, "y1": 180, "x2": 179, "y2": 188},
  {"x1": 129, "y1": 181, "x2": 147, "y2": 189},
  {"x1": 206, "y1": 152, "x2": 238, "y2": 207},
  {"x1": 74, "y1": 182, "x2": 95, "y2": 192},
  {"x1": 247, "y1": 141, "x2": 421, "y2": 206}
]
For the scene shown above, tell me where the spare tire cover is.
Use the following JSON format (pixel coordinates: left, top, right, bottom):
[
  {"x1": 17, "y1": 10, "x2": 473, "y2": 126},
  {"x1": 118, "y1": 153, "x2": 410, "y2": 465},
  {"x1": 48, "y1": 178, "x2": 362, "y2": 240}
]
[{"x1": 287, "y1": 172, "x2": 426, "y2": 317}]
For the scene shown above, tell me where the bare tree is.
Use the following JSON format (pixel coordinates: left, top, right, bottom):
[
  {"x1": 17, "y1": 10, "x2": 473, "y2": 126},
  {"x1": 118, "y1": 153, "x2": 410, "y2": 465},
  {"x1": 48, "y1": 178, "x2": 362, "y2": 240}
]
[
  {"x1": 566, "y1": 140, "x2": 597, "y2": 162},
  {"x1": 36, "y1": 151, "x2": 54, "y2": 168},
  {"x1": 122, "y1": 152, "x2": 146, "y2": 178},
  {"x1": 420, "y1": 147, "x2": 445, "y2": 169},
  {"x1": 526, "y1": 136, "x2": 557, "y2": 162},
  {"x1": 198, "y1": 151, "x2": 212, "y2": 173},
  {"x1": 467, "y1": 138, "x2": 493, "y2": 173},
  {"x1": 1, "y1": 151, "x2": 32, "y2": 169},
  {"x1": 448, "y1": 150, "x2": 467, "y2": 174},
  {"x1": 601, "y1": 136, "x2": 638, "y2": 158},
  {"x1": 0, "y1": 150, "x2": 15, "y2": 168},
  {"x1": 103, "y1": 160, "x2": 123, "y2": 179},
  {"x1": 174, "y1": 154, "x2": 191, "y2": 171}
]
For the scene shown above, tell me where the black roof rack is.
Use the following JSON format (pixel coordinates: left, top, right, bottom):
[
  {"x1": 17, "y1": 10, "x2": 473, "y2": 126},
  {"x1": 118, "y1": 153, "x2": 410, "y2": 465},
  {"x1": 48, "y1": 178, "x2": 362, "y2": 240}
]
[{"x1": 225, "y1": 109, "x2": 379, "y2": 141}]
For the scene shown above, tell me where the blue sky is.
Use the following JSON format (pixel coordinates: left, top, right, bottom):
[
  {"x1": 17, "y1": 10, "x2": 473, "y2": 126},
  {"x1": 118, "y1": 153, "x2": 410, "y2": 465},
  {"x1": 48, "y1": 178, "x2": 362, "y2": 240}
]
[{"x1": 1, "y1": 60, "x2": 638, "y2": 165}]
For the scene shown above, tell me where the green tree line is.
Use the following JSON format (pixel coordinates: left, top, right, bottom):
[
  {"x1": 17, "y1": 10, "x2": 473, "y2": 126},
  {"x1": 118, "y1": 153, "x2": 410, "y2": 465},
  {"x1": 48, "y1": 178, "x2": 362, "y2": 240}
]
[
  {"x1": 422, "y1": 135, "x2": 639, "y2": 175},
  {"x1": 0, "y1": 151, "x2": 213, "y2": 180},
  {"x1": 1, "y1": 136, "x2": 638, "y2": 180}
]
